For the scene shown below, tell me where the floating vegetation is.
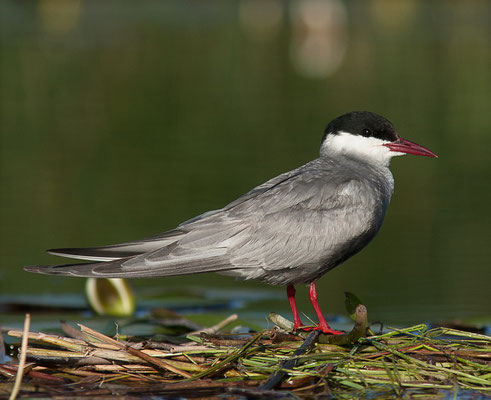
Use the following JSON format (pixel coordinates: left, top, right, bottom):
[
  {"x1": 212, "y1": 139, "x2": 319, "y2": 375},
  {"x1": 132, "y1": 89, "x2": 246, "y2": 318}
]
[{"x1": 1, "y1": 309, "x2": 490, "y2": 399}]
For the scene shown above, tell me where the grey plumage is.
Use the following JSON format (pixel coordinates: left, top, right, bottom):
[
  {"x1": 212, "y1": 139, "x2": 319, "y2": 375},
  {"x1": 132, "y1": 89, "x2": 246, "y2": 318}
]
[
  {"x1": 25, "y1": 111, "x2": 436, "y2": 289},
  {"x1": 26, "y1": 153, "x2": 394, "y2": 285}
]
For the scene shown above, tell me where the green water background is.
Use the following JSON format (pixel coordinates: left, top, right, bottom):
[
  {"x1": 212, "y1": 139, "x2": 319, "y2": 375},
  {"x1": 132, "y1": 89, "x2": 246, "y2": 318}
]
[{"x1": 1, "y1": 1, "x2": 490, "y2": 326}]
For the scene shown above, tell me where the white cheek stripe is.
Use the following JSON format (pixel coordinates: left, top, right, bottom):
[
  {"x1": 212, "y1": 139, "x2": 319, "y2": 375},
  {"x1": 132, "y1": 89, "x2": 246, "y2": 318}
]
[{"x1": 320, "y1": 131, "x2": 403, "y2": 166}]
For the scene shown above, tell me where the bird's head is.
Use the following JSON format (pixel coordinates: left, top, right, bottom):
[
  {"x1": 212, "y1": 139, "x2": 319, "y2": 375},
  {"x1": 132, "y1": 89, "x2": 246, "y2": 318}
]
[{"x1": 320, "y1": 111, "x2": 437, "y2": 166}]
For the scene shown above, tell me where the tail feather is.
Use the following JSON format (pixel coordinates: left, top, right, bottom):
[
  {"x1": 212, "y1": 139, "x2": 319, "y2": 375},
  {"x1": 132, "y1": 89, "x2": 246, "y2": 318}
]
[
  {"x1": 24, "y1": 255, "x2": 237, "y2": 279},
  {"x1": 47, "y1": 245, "x2": 149, "y2": 262},
  {"x1": 46, "y1": 232, "x2": 183, "y2": 262}
]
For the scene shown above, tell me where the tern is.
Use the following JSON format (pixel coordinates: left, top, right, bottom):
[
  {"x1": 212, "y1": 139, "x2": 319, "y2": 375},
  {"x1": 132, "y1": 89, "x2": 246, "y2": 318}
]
[{"x1": 26, "y1": 111, "x2": 437, "y2": 334}]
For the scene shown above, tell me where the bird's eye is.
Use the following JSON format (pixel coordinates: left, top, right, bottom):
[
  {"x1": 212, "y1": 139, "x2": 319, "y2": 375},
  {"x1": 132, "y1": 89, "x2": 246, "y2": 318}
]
[{"x1": 362, "y1": 128, "x2": 372, "y2": 137}]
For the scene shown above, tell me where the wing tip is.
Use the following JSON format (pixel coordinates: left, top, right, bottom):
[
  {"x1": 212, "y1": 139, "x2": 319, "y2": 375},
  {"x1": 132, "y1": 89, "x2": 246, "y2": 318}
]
[
  {"x1": 24, "y1": 262, "x2": 96, "y2": 276},
  {"x1": 24, "y1": 264, "x2": 63, "y2": 275},
  {"x1": 24, "y1": 260, "x2": 128, "y2": 278},
  {"x1": 24, "y1": 265, "x2": 38, "y2": 273},
  {"x1": 46, "y1": 248, "x2": 80, "y2": 257},
  {"x1": 46, "y1": 247, "x2": 134, "y2": 262}
]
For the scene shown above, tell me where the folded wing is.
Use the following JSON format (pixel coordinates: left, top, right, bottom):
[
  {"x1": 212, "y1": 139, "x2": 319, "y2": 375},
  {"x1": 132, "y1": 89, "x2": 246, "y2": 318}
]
[{"x1": 25, "y1": 160, "x2": 374, "y2": 283}]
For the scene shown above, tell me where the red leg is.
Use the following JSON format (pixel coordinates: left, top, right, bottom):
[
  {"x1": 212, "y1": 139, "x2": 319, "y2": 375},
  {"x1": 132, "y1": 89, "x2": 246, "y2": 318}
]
[
  {"x1": 287, "y1": 285, "x2": 303, "y2": 330},
  {"x1": 308, "y1": 281, "x2": 343, "y2": 335}
]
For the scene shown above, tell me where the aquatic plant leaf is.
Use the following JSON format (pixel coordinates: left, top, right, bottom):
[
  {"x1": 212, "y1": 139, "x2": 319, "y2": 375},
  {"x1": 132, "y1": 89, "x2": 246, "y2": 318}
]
[{"x1": 344, "y1": 291, "x2": 363, "y2": 321}]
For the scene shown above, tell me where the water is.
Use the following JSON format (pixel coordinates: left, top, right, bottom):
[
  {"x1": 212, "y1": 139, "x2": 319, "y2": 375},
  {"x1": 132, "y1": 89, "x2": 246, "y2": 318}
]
[{"x1": 1, "y1": 1, "x2": 490, "y2": 330}]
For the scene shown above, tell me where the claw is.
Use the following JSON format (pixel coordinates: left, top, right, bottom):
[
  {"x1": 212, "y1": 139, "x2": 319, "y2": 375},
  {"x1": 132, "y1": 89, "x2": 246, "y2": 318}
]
[{"x1": 296, "y1": 325, "x2": 344, "y2": 335}]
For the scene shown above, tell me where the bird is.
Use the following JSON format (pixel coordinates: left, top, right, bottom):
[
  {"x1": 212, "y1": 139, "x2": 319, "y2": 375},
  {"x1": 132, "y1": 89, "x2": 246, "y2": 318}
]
[{"x1": 25, "y1": 111, "x2": 437, "y2": 335}]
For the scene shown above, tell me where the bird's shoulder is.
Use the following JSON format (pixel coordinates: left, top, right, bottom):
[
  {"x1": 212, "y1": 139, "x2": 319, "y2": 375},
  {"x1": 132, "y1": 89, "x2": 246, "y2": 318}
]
[
  {"x1": 230, "y1": 158, "x2": 380, "y2": 206},
  {"x1": 177, "y1": 156, "x2": 390, "y2": 230}
]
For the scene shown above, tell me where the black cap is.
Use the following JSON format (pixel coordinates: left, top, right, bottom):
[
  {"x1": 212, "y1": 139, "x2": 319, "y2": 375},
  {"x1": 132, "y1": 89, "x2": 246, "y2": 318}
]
[{"x1": 322, "y1": 111, "x2": 398, "y2": 143}]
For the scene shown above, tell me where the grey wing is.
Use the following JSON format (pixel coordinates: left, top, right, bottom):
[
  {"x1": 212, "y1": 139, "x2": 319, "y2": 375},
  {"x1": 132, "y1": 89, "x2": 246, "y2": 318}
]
[
  {"x1": 44, "y1": 168, "x2": 302, "y2": 263},
  {"x1": 25, "y1": 168, "x2": 304, "y2": 277},
  {"x1": 113, "y1": 168, "x2": 376, "y2": 282},
  {"x1": 25, "y1": 218, "x2": 249, "y2": 278},
  {"x1": 26, "y1": 163, "x2": 379, "y2": 281}
]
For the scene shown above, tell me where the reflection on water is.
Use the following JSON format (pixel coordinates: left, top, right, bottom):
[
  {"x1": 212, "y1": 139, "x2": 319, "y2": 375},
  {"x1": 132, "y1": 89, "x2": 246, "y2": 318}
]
[{"x1": 1, "y1": 1, "x2": 490, "y2": 326}]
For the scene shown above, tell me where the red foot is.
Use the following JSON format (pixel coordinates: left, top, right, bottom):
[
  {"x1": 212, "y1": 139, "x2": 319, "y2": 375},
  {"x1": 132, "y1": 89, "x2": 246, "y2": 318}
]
[
  {"x1": 287, "y1": 283, "x2": 344, "y2": 336},
  {"x1": 295, "y1": 325, "x2": 344, "y2": 335}
]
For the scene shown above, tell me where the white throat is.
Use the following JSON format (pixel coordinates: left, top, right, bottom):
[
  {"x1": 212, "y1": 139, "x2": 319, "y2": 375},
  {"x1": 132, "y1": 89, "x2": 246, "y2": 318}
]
[{"x1": 320, "y1": 131, "x2": 405, "y2": 166}]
